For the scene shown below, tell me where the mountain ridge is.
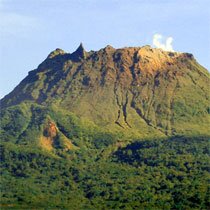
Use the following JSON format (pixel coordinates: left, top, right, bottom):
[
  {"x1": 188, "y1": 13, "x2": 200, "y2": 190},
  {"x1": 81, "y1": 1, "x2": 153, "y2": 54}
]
[{"x1": 1, "y1": 44, "x2": 209, "y2": 137}]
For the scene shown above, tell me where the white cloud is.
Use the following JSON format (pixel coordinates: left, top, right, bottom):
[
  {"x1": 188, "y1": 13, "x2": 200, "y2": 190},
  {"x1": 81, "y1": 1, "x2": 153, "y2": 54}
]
[{"x1": 152, "y1": 33, "x2": 174, "y2": 51}]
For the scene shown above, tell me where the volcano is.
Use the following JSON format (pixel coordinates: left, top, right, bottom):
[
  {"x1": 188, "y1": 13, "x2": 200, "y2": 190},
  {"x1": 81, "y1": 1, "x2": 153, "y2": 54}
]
[{"x1": 0, "y1": 44, "x2": 209, "y2": 209}]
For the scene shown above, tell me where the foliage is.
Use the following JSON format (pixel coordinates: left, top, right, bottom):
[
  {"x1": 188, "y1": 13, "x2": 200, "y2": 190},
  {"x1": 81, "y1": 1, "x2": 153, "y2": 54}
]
[{"x1": 0, "y1": 136, "x2": 209, "y2": 209}]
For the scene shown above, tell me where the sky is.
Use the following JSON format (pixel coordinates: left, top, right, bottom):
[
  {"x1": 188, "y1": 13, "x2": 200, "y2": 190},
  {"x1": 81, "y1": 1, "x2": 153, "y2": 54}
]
[{"x1": 0, "y1": 0, "x2": 209, "y2": 99}]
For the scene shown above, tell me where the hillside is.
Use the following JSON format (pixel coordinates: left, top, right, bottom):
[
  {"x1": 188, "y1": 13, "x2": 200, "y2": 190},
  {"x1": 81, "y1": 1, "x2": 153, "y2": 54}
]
[
  {"x1": 1, "y1": 44, "x2": 210, "y2": 137},
  {"x1": 0, "y1": 44, "x2": 210, "y2": 209}
]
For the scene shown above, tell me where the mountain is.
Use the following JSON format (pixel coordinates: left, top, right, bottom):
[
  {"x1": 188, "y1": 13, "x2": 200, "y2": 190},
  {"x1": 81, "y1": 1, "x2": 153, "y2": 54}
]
[
  {"x1": 0, "y1": 44, "x2": 209, "y2": 209},
  {"x1": 1, "y1": 44, "x2": 210, "y2": 136}
]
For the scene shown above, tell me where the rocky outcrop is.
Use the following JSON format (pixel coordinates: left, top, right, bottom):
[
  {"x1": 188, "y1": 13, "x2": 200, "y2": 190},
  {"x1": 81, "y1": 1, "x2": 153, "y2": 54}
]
[{"x1": 40, "y1": 120, "x2": 74, "y2": 151}]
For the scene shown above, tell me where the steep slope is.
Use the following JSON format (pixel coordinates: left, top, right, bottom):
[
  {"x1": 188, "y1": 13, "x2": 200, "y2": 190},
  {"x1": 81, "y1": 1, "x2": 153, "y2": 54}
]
[{"x1": 1, "y1": 44, "x2": 209, "y2": 137}]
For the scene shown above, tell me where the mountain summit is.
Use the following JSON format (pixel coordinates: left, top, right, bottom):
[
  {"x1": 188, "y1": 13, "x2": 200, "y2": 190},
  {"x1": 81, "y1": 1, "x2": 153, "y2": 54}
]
[
  {"x1": 1, "y1": 44, "x2": 209, "y2": 137},
  {"x1": 71, "y1": 42, "x2": 86, "y2": 59}
]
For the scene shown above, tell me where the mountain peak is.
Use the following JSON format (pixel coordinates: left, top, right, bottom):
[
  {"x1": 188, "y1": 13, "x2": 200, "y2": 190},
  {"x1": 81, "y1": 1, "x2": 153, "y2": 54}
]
[
  {"x1": 47, "y1": 48, "x2": 66, "y2": 59},
  {"x1": 78, "y1": 42, "x2": 85, "y2": 50},
  {"x1": 71, "y1": 43, "x2": 86, "y2": 60},
  {"x1": 104, "y1": 45, "x2": 115, "y2": 50}
]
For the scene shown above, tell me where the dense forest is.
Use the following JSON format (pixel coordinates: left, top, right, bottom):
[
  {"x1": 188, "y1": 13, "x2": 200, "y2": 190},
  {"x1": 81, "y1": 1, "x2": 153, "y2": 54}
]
[{"x1": 1, "y1": 135, "x2": 209, "y2": 209}]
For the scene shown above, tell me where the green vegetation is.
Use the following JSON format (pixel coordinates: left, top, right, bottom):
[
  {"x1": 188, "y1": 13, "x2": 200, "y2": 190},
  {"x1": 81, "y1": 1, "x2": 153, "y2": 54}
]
[
  {"x1": 0, "y1": 104, "x2": 209, "y2": 209},
  {"x1": 0, "y1": 136, "x2": 209, "y2": 209},
  {"x1": 1, "y1": 103, "x2": 209, "y2": 209}
]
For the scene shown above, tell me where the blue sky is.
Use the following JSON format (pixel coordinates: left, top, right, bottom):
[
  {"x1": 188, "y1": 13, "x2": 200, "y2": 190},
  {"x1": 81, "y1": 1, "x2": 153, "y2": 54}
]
[{"x1": 0, "y1": 0, "x2": 209, "y2": 98}]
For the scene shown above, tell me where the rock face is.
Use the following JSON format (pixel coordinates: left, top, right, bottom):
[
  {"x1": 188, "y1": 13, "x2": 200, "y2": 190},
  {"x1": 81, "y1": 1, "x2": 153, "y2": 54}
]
[
  {"x1": 44, "y1": 121, "x2": 57, "y2": 138},
  {"x1": 1, "y1": 44, "x2": 210, "y2": 136},
  {"x1": 40, "y1": 120, "x2": 73, "y2": 151},
  {"x1": 40, "y1": 121, "x2": 58, "y2": 151}
]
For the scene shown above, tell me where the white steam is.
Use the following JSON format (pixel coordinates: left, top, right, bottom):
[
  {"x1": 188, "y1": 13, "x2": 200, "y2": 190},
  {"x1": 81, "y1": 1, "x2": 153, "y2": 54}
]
[{"x1": 153, "y1": 33, "x2": 174, "y2": 51}]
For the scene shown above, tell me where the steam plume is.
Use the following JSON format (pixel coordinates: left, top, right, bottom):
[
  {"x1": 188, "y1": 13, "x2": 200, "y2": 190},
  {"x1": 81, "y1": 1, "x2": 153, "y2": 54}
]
[{"x1": 153, "y1": 33, "x2": 174, "y2": 51}]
